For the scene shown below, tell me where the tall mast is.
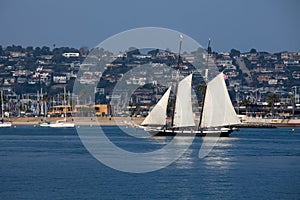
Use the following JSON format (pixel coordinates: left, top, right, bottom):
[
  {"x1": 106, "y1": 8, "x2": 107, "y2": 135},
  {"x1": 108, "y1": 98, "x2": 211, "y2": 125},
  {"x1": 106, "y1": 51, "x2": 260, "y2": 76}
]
[
  {"x1": 40, "y1": 88, "x2": 44, "y2": 117},
  {"x1": 37, "y1": 90, "x2": 40, "y2": 116},
  {"x1": 177, "y1": 34, "x2": 183, "y2": 68},
  {"x1": 171, "y1": 34, "x2": 183, "y2": 127},
  {"x1": 1, "y1": 91, "x2": 3, "y2": 119},
  {"x1": 64, "y1": 87, "x2": 67, "y2": 120},
  {"x1": 198, "y1": 39, "x2": 211, "y2": 130}
]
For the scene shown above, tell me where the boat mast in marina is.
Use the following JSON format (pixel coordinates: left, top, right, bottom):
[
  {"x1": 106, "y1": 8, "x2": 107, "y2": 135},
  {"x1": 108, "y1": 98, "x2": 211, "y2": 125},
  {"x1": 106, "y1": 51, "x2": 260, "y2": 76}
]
[
  {"x1": 48, "y1": 87, "x2": 75, "y2": 128},
  {"x1": 0, "y1": 90, "x2": 12, "y2": 128}
]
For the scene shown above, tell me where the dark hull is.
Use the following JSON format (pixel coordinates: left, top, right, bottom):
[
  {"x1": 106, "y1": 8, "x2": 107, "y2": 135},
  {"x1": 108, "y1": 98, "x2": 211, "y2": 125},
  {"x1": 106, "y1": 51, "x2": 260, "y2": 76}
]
[
  {"x1": 150, "y1": 129, "x2": 233, "y2": 137},
  {"x1": 153, "y1": 130, "x2": 206, "y2": 137},
  {"x1": 220, "y1": 131, "x2": 231, "y2": 137}
]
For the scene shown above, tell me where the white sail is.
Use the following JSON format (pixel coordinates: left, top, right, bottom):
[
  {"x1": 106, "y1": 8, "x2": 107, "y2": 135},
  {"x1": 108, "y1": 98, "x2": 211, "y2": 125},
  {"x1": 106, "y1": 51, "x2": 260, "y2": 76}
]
[
  {"x1": 141, "y1": 87, "x2": 171, "y2": 126},
  {"x1": 201, "y1": 72, "x2": 240, "y2": 128},
  {"x1": 173, "y1": 74, "x2": 196, "y2": 128}
]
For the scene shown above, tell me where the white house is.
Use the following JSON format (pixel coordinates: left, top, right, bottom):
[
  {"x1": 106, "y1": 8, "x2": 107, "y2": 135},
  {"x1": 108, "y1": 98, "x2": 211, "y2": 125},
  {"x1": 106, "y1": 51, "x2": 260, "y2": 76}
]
[
  {"x1": 62, "y1": 53, "x2": 80, "y2": 58},
  {"x1": 53, "y1": 75, "x2": 67, "y2": 84}
]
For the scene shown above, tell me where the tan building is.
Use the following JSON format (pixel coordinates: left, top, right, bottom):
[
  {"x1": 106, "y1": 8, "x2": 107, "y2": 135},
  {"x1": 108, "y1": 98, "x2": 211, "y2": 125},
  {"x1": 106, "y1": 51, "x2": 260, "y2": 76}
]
[{"x1": 48, "y1": 104, "x2": 112, "y2": 116}]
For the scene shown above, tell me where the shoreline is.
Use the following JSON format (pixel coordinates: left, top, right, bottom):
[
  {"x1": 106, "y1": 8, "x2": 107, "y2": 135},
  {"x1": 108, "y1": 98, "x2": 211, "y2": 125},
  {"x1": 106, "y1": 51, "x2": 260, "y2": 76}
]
[
  {"x1": 241, "y1": 116, "x2": 300, "y2": 128},
  {"x1": 7, "y1": 117, "x2": 145, "y2": 126},
  {"x1": 4, "y1": 116, "x2": 300, "y2": 127}
]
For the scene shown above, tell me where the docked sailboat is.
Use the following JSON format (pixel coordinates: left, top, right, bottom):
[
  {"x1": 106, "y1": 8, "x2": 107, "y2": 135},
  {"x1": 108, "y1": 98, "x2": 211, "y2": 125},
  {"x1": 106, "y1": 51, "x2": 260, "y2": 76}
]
[
  {"x1": 39, "y1": 121, "x2": 51, "y2": 127},
  {"x1": 0, "y1": 91, "x2": 12, "y2": 128},
  {"x1": 141, "y1": 72, "x2": 240, "y2": 137},
  {"x1": 49, "y1": 88, "x2": 75, "y2": 128},
  {"x1": 0, "y1": 120, "x2": 12, "y2": 128},
  {"x1": 49, "y1": 119, "x2": 75, "y2": 128}
]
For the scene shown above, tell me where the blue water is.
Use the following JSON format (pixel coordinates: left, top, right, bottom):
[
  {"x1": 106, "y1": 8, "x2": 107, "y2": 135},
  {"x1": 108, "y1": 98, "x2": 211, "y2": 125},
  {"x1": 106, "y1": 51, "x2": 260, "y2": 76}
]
[{"x1": 0, "y1": 126, "x2": 300, "y2": 199}]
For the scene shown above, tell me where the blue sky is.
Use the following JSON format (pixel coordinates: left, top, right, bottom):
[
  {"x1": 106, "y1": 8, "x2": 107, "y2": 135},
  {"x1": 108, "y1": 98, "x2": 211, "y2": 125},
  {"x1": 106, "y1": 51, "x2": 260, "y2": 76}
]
[{"x1": 0, "y1": 0, "x2": 299, "y2": 53}]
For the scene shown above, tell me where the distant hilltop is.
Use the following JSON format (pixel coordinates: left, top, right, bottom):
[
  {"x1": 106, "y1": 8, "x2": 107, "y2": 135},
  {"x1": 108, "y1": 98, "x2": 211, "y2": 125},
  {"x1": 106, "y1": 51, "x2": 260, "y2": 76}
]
[
  {"x1": 0, "y1": 45, "x2": 299, "y2": 91},
  {"x1": 0, "y1": 44, "x2": 299, "y2": 118}
]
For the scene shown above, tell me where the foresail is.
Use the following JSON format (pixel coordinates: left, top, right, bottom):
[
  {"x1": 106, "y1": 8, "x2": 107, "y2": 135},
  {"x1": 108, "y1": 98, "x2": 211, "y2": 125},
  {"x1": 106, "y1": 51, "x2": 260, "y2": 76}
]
[
  {"x1": 141, "y1": 87, "x2": 171, "y2": 126},
  {"x1": 201, "y1": 73, "x2": 240, "y2": 128},
  {"x1": 173, "y1": 74, "x2": 196, "y2": 128}
]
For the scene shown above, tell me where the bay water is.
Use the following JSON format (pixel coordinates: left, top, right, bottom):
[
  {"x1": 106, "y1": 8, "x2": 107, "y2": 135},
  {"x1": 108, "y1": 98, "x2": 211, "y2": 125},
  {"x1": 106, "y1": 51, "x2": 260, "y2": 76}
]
[{"x1": 0, "y1": 126, "x2": 299, "y2": 199}]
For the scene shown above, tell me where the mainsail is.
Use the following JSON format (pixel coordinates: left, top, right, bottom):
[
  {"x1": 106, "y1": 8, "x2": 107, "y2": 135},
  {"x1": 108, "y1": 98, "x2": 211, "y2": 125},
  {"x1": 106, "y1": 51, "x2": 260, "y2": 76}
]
[
  {"x1": 141, "y1": 87, "x2": 171, "y2": 126},
  {"x1": 201, "y1": 72, "x2": 240, "y2": 128},
  {"x1": 173, "y1": 74, "x2": 196, "y2": 128}
]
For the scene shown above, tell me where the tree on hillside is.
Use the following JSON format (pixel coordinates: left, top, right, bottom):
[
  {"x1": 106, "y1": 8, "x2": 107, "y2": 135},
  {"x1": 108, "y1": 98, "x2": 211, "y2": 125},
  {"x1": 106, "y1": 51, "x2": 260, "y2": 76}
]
[
  {"x1": 266, "y1": 93, "x2": 279, "y2": 115},
  {"x1": 250, "y1": 48, "x2": 257, "y2": 54},
  {"x1": 6, "y1": 45, "x2": 25, "y2": 52},
  {"x1": 34, "y1": 47, "x2": 41, "y2": 57},
  {"x1": 230, "y1": 49, "x2": 241, "y2": 58},
  {"x1": 79, "y1": 46, "x2": 89, "y2": 57},
  {"x1": 240, "y1": 98, "x2": 252, "y2": 112},
  {"x1": 26, "y1": 46, "x2": 34, "y2": 54},
  {"x1": 289, "y1": 93, "x2": 295, "y2": 116},
  {"x1": 126, "y1": 47, "x2": 140, "y2": 58},
  {"x1": 0, "y1": 45, "x2": 4, "y2": 56},
  {"x1": 41, "y1": 46, "x2": 51, "y2": 55},
  {"x1": 147, "y1": 49, "x2": 159, "y2": 56}
]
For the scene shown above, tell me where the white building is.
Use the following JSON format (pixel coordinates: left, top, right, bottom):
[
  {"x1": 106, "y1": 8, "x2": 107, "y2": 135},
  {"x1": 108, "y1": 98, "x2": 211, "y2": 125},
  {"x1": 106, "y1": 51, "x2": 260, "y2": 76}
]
[
  {"x1": 62, "y1": 53, "x2": 80, "y2": 58},
  {"x1": 53, "y1": 75, "x2": 67, "y2": 84}
]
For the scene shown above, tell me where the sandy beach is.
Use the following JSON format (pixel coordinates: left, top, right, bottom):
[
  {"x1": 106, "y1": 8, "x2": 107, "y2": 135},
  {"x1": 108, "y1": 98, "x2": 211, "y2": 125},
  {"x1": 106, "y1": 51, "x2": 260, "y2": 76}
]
[
  {"x1": 8, "y1": 117, "x2": 145, "y2": 126},
  {"x1": 5, "y1": 116, "x2": 300, "y2": 127}
]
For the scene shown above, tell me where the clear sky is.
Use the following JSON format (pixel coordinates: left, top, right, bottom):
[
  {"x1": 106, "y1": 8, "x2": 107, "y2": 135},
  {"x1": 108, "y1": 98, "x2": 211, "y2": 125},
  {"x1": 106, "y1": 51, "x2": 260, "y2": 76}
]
[{"x1": 0, "y1": 0, "x2": 299, "y2": 53}]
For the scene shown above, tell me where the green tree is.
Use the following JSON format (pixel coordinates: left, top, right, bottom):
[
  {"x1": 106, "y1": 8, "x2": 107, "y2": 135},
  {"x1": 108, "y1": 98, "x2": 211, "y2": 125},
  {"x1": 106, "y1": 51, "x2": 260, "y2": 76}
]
[
  {"x1": 250, "y1": 48, "x2": 257, "y2": 54},
  {"x1": 147, "y1": 49, "x2": 159, "y2": 56},
  {"x1": 266, "y1": 93, "x2": 279, "y2": 115},
  {"x1": 230, "y1": 49, "x2": 241, "y2": 58},
  {"x1": 289, "y1": 93, "x2": 295, "y2": 116},
  {"x1": 240, "y1": 98, "x2": 251, "y2": 112},
  {"x1": 41, "y1": 46, "x2": 51, "y2": 55},
  {"x1": 126, "y1": 47, "x2": 140, "y2": 57},
  {"x1": 79, "y1": 46, "x2": 89, "y2": 57},
  {"x1": 25, "y1": 46, "x2": 34, "y2": 56},
  {"x1": 0, "y1": 45, "x2": 4, "y2": 56},
  {"x1": 34, "y1": 47, "x2": 41, "y2": 57}
]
